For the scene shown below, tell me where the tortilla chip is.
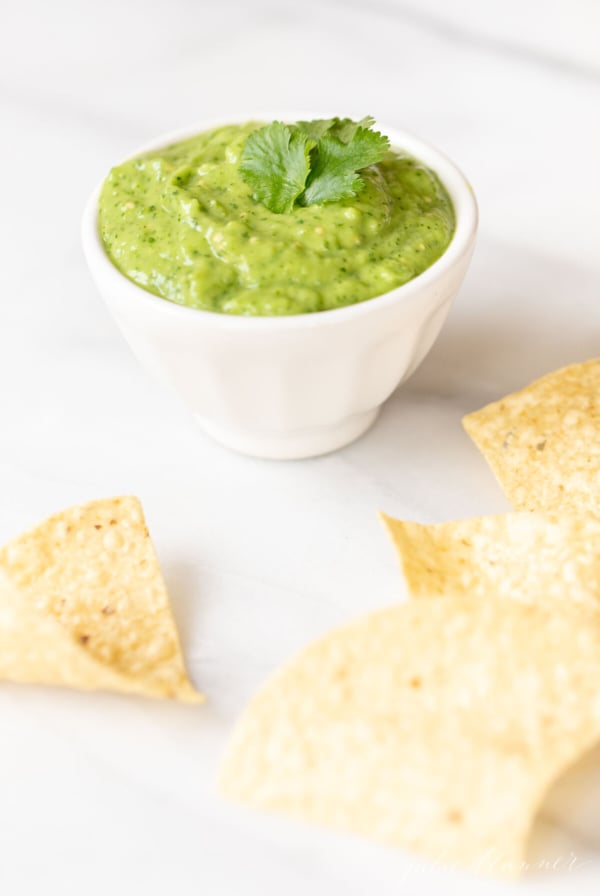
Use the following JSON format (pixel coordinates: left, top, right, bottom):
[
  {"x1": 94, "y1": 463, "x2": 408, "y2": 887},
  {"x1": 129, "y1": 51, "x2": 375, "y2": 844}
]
[
  {"x1": 380, "y1": 511, "x2": 600, "y2": 612},
  {"x1": 0, "y1": 497, "x2": 201, "y2": 702},
  {"x1": 219, "y1": 597, "x2": 600, "y2": 875},
  {"x1": 463, "y1": 359, "x2": 600, "y2": 516},
  {"x1": 0, "y1": 568, "x2": 146, "y2": 693}
]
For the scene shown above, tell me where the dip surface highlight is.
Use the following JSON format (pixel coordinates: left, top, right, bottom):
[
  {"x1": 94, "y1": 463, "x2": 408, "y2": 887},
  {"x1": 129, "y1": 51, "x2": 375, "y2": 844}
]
[{"x1": 98, "y1": 123, "x2": 455, "y2": 316}]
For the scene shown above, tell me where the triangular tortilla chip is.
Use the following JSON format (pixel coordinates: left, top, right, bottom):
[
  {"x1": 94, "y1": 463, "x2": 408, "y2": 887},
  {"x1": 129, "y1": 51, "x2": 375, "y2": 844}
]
[
  {"x1": 0, "y1": 497, "x2": 201, "y2": 702},
  {"x1": 380, "y1": 511, "x2": 600, "y2": 612},
  {"x1": 463, "y1": 359, "x2": 600, "y2": 517},
  {"x1": 0, "y1": 569, "x2": 138, "y2": 692},
  {"x1": 220, "y1": 597, "x2": 600, "y2": 875}
]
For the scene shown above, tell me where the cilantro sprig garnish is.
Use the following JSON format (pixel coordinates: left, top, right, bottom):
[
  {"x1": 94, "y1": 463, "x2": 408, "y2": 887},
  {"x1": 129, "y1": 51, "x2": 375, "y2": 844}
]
[
  {"x1": 239, "y1": 117, "x2": 390, "y2": 214},
  {"x1": 237, "y1": 121, "x2": 313, "y2": 216}
]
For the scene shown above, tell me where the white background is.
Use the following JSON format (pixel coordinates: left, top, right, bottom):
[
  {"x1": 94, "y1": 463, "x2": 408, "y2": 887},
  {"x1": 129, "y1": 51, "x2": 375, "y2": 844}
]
[{"x1": 1, "y1": 0, "x2": 599, "y2": 892}]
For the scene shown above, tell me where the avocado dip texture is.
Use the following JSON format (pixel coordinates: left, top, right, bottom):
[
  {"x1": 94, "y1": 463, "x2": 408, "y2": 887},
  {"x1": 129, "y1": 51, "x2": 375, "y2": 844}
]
[{"x1": 98, "y1": 122, "x2": 455, "y2": 316}]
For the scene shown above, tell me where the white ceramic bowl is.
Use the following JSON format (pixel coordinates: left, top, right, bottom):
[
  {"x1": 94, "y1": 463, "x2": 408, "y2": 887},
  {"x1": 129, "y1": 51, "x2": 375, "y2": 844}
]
[{"x1": 82, "y1": 118, "x2": 477, "y2": 459}]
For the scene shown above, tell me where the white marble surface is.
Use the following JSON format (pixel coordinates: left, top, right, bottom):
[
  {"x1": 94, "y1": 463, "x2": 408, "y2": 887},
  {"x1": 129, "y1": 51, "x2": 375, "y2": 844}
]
[{"x1": 1, "y1": 0, "x2": 600, "y2": 892}]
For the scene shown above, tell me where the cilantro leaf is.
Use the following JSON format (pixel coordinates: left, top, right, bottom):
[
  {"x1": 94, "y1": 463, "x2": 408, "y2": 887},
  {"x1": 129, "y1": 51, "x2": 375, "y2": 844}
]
[
  {"x1": 240, "y1": 122, "x2": 314, "y2": 214},
  {"x1": 239, "y1": 117, "x2": 390, "y2": 213},
  {"x1": 295, "y1": 118, "x2": 338, "y2": 142},
  {"x1": 300, "y1": 126, "x2": 390, "y2": 206},
  {"x1": 296, "y1": 116, "x2": 376, "y2": 144},
  {"x1": 326, "y1": 116, "x2": 375, "y2": 144}
]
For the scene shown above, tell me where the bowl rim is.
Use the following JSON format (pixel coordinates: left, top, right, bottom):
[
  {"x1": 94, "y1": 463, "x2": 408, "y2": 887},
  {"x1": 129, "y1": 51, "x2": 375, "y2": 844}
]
[{"x1": 81, "y1": 115, "x2": 478, "y2": 330}]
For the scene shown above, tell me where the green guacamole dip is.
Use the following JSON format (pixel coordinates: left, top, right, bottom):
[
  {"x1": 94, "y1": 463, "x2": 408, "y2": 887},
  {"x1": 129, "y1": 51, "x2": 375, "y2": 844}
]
[{"x1": 98, "y1": 123, "x2": 455, "y2": 316}]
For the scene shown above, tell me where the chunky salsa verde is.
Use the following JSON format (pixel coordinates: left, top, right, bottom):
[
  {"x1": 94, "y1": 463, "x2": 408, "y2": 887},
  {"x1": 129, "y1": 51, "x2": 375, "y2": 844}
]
[{"x1": 98, "y1": 123, "x2": 455, "y2": 316}]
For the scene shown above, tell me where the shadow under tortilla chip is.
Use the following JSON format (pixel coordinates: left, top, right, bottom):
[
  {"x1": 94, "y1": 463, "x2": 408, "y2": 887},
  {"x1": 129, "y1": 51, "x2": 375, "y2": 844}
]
[
  {"x1": 463, "y1": 359, "x2": 600, "y2": 517},
  {"x1": 381, "y1": 511, "x2": 600, "y2": 612},
  {"x1": 0, "y1": 497, "x2": 202, "y2": 702},
  {"x1": 219, "y1": 598, "x2": 600, "y2": 876}
]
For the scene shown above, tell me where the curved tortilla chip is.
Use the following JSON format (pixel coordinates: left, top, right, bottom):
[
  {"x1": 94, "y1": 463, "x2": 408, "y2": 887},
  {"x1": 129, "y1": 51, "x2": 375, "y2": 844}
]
[
  {"x1": 0, "y1": 497, "x2": 201, "y2": 703},
  {"x1": 381, "y1": 511, "x2": 600, "y2": 612},
  {"x1": 220, "y1": 598, "x2": 600, "y2": 875},
  {"x1": 463, "y1": 359, "x2": 600, "y2": 517},
  {"x1": 0, "y1": 569, "x2": 161, "y2": 695}
]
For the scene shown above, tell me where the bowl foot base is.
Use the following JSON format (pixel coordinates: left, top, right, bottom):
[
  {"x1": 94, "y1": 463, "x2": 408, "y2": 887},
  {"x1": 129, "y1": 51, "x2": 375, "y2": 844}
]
[{"x1": 196, "y1": 407, "x2": 380, "y2": 460}]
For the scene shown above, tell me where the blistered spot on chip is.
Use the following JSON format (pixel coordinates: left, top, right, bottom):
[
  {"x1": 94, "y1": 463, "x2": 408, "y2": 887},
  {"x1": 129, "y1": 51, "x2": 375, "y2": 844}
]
[
  {"x1": 380, "y1": 511, "x2": 600, "y2": 612},
  {"x1": 220, "y1": 598, "x2": 600, "y2": 875},
  {"x1": 463, "y1": 359, "x2": 600, "y2": 516},
  {"x1": 0, "y1": 497, "x2": 202, "y2": 702}
]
